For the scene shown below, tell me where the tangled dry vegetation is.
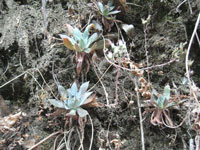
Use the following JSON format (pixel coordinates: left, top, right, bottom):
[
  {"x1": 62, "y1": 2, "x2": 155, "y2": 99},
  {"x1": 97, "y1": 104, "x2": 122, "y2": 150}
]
[{"x1": 0, "y1": 0, "x2": 200, "y2": 149}]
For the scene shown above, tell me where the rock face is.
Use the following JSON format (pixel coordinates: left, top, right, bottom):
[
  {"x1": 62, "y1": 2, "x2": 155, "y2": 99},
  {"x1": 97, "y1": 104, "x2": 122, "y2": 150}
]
[{"x1": 0, "y1": 0, "x2": 200, "y2": 149}]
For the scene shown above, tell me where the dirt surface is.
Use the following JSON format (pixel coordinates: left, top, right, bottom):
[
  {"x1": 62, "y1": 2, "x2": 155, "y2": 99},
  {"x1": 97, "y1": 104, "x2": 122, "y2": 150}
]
[{"x1": 0, "y1": 0, "x2": 200, "y2": 149}]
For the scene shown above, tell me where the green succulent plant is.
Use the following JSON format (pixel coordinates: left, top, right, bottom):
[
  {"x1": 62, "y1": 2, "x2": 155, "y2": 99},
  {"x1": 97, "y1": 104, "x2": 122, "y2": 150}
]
[
  {"x1": 48, "y1": 82, "x2": 92, "y2": 118},
  {"x1": 59, "y1": 24, "x2": 99, "y2": 53},
  {"x1": 152, "y1": 85, "x2": 174, "y2": 110},
  {"x1": 97, "y1": 0, "x2": 120, "y2": 19}
]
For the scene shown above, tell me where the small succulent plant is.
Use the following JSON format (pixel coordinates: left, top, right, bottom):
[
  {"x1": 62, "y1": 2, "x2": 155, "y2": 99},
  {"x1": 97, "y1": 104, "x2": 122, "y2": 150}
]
[
  {"x1": 48, "y1": 82, "x2": 93, "y2": 118},
  {"x1": 97, "y1": 0, "x2": 120, "y2": 19},
  {"x1": 59, "y1": 24, "x2": 99, "y2": 53},
  {"x1": 107, "y1": 40, "x2": 127, "y2": 61},
  {"x1": 152, "y1": 85, "x2": 174, "y2": 110}
]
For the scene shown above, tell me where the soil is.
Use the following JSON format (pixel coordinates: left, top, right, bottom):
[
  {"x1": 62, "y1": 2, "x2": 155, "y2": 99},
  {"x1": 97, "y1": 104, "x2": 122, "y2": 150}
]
[{"x1": 0, "y1": 0, "x2": 200, "y2": 150}]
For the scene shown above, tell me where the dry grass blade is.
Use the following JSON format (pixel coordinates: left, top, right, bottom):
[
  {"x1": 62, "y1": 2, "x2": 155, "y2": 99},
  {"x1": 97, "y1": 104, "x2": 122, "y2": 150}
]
[{"x1": 28, "y1": 131, "x2": 61, "y2": 150}]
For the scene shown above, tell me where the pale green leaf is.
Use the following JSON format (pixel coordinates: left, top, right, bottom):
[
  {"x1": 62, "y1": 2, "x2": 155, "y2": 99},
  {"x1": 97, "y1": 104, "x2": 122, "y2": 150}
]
[
  {"x1": 84, "y1": 48, "x2": 92, "y2": 53},
  {"x1": 79, "y1": 39, "x2": 87, "y2": 49},
  {"x1": 71, "y1": 82, "x2": 78, "y2": 95},
  {"x1": 67, "y1": 96, "x2": 75, "y2": 108},
  {"x1": 58, "y1": 85, "x2": 67, "y2": 99},
  {"x1": 67, "y1": 109, "x2": 76, "y2": 116},
  {"x1": 103, "y1": 9, "x2": 110, "y2": 16},
  {"x1": 163, "y1": 85, "x2": 170, "y2": 100},
  {"x1": 107, "y1": 10, "x2": 120, "y2": 15},
  {"x1": 77, "y1": 107, "x2": 88, "y2": 117},
  {"x1": 152, "y1": 89, "x2": 158, "y2": 101},
  {"x1": 87, "y1": 33, "x2": 99, "y2": 47},
  {"x1": 83, "y1": 24, "x2": 95, "y2": 39},
  {"x1": 48, "y1": 99, "x2": 65, "y2": 108},
  {"x1": 74, "y1": 28, "x2": 82, "y2": 41},
  {"x1": 158, "y1": 95, "x2": 164, "y2": 109},
  {"x1": 97, "y1": 2, "x2": 104, "y2": 14},
  {"x1": 79, "y1": 82, "x2": 89, "y2": 95}
]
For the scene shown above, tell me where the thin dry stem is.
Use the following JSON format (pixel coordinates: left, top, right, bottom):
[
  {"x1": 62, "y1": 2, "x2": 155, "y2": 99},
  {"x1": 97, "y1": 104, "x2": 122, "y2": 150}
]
[
  {"x1": 28, "y1": 131, "x2": 61, "y2": 150},
  {"x1": 185, "y1": 12, "x2": 200, "y2": 104},
  {"x1": 92, "y1": 62, "x2": 110, "y2": 106},
  {"x1": 143, "y1": 19, "x2": 150, "y2": 82},
  {"x1": 0, "y1": 68, "x2": 56, "y2": 98},
  {"x1": 133, "y1": 78, "x2": 145, "y2": 150},
  {"x1": 89, "y1": 64, "x2": 112, "y2": 91},
  {"x1": 114, "y1": 67, "x2": 120, "y2": 105},
  {"x1": 162, "y1": 111, "x2": 188, "y2": 129},
  {"x1": 88, "y1": 114, "x2": 94, "y2": 150}
]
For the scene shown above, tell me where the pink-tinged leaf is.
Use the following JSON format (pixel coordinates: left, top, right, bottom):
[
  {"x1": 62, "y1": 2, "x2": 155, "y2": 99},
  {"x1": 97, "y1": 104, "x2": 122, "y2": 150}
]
[
  {"x1": 76, "y1": 52, "x2": 85, "y2": 75},
  {"x1": 76, "y1": 61, "x2": 83, "y2": 76},
  {"x1": 82, "y1": 94, "x2": 104, "y2": 107},
  {"x1": 64, "y1": 24, "x2": 74, "y2": 36},
  {"x1": 63, "y1": 38, "x2": 75, "y2": 50},
  {"x1": 59, "y1": 34, "x2": 75, "y2": 50},
  {"x1": 74, "y1": 43, "x2": 81, "y2": 52}
]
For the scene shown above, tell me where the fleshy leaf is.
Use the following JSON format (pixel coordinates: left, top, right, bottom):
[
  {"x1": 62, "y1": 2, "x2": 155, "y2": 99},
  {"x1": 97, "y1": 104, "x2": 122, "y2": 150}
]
[
  {"x1": 64, "y1": 104, "x2": 70, "y2": 110},
  {"x1": 67, "y1": 96, "x2": 76, "y2": 108},
  {"x1": 71, "y1": 82, "x2": 78, "y2": 95},
  {"x1": 77, "y1": 107, "x2": 88, "y2": 117},
  {"x1": 163, "y1": 85, "x2": 170, "y2": 100},
  {"x1": 158, "y1": 95, "x2": 164, "y2": 109},
  {"x1": 83, "y1": 24, "x2": 95, "y2": 39},
  {"x1": 152, "y1": 89, "x2": 158, "y2": 101},
  {"x1": 79, "y1": 39, "x2": 87, "y2": 49},
  {"x1": 59, "y1": 34, "x2": 75, "y2": 50},
  {"x1": 74, "y1": 43, "x2": 81, "y2": 52},
  {"x1": 64, "y1": 24, "x2": 74, "y2": 36},
  {"x1": 107, "y1": 10, "x2": 120, "y2": 15},
  {"x1": 58, "y1": 85, "x2": 67, "y2": 99},
  {"x1": 79, "y1": 81, "x2": 89, "y2": 95},
  {"x1": 59, "y1": 34, "x2": 76, "y2": 44},
  {"x1": 87, "y1": 33, "x2": 99, "y2": 47},
  {"x1": 97, "y1": 2, "x2": 104, "y2": 14},
  {"x1": 48, "y1": 99, "x2": 65, "y2": 108},
  {"x1": 67, "y1": 109, "x2": 76, "y2": 116},
  {"x1": 84, "y1": 47, "x2": 93, "y2": 53},
  {"x1": 163, "y1": 99, "x2": 169, "y2": 108},
  {"x1": 103, "y1": 8, "x2": 110, "y2": 16},
  {"x1": 74, "y1": 28, "x2": 82, "y2": 41},
  {"x1": 73, "y1": 99, "x2": 81, "y2": 108}
]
